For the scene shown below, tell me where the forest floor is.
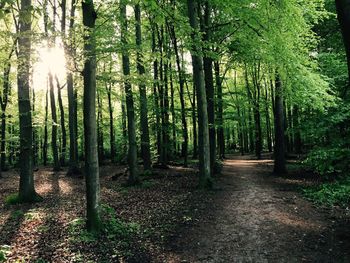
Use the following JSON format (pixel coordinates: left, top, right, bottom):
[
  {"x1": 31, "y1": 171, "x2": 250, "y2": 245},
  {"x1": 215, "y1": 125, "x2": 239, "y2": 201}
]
[{"x1": 0, "y1": 154, "x2": 349, "y2": 262}]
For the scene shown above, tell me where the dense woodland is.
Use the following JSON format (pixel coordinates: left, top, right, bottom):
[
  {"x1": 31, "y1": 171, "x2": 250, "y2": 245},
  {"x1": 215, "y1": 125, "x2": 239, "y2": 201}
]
[{"x1": 0, "y1": 0, "x2": 350, "y2": 261}]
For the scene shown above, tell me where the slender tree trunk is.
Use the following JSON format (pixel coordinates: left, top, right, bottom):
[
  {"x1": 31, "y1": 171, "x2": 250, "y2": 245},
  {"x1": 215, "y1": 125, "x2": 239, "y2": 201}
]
[
  {"x1": 63, "y1": 0, "x2": 79, "y2": 174},
  {"x1": 135, "y1": 3, "x2": 151, "y2": 170},
  {"x1": 192, "y1": 83, "x2": 198, "y2": 158},
  {"x1": 170, "y1": 25, "x2": 188, "y2": 166},
  {"x1": 82, "y1": 0, "x2": 101, "y2": 233},
  {"x1": 97, "y1": 92, "x2": 104, "y2": 163},
  {"x1": 187, "y1": 0, "x2": 212, "y2": 188},
  {"x1": 55, "y1": 77, "x2": 66, "y2": 166},
  {"x1": 163, "y1": 59, "x2": 170, "y2": 164},
  {"x1": 265, "y1": 83, "x2": 273, "y2": 152},
  {"x1": 214, "y1": 61, "x2": 225, "y2": 159},
  {"x1": 49, "y1": 73, "x2": 60, "y2": 171},
  {"x1": 293, "y1": 105, "x2": 302, "y2": 154},
  {"x1": 251, "y1": 64, "x2": 262, "y2": 159},
  {"x1": 17, "y1": 0, "x2": 39, "y2": 202},
  {"x1": 170, "y1": 63, "x2": 177, "y2": 157},
  {"x1": 274, "y1": 74, "x2": 287, "y2": 174},
  {"x1": 151, "y1": 29, "x2": 161, "y2": 159},
  {"x1": 106, "y1": 83, "x2": 115, "y2": 162},
  {"x1": 43, "y1": 81, "x2": 49, "y2": 166},
  {"x1": 202, "y1": 0, "x2": 216, "y2": 173},
  {"x1": 1, "y1": 50, "x2": 13, "y2": 171},
  {"x1": 120, "y1": 0, "x2": 138, "y2": 184}
]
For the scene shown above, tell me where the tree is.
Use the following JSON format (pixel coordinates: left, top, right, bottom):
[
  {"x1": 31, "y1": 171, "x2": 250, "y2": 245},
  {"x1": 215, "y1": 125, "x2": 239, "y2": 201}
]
[
  {"x1": 120, "y1": 0, "x2": 139, "y2": 185},
  {"x1": 82, "y1": 0, "x2": 101, "y2": 233},
  {"x1": 135, "y1": 2, "x2": 151, "y2": 171},
  {"x1": 187, "y1": 0, "x2": 212, "y2": 188},
  {"x1": 273, "y1": 73, "x2": 287, "y2": 174},
  {"x1": 17, "y1": 0, "x2": 40, "y2": 202}
]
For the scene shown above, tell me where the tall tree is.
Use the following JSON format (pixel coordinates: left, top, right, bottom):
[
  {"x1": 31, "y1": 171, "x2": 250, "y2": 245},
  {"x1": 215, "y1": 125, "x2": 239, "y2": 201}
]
[
  {"x1": 274, "y1": 74, "x2": 287, "y2": 174},
  {"x1": 202, "y1": 0, "x2": 216, "y2": 174},
  {"x1": 120, "y1": 0, "x2": 139, "y2": 184},
  {"x1": 187, "y1": 0, "x2": 212, "y2": 188},
  {"x1": 17, "y1": 0, "x2": 39, "y2": 202},
  {"x1": 49, "y1": 72, "x2": 60, "y2": 171},
  {"x1": 82, "y1": 0, "x2": 101, "y2": 233},
  {"x1": 214, "y1": 61, "x2": 225, "y2": 159},
  {"x1": 66, "y1": 0, "x2": 80, "y2": 175},
  {"x1": 169, "y1": 23, "x2": 188, "y2": 166},
  {"x1": 135, "y1": 2, "x2": 151, "y2": 171}
]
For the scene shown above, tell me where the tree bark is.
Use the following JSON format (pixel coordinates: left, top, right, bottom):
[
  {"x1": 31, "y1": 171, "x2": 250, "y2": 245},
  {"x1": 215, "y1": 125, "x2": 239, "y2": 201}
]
[
  {"x1": 66, "y1": 0, "x2": 79, "y2": 175},
  {"x1": 135, "y1": 3, "x2": 151, "y2": 170},
  {"x1": 0, "y1": 48, "x2": 14, "y2": 172},
  {"x1": 49, "y1": 72, "x2": 60, "y2": 171},
  {"x1": 187, "y1": 0, "x2": 212, "y2": 188},
  {"x1": 120, "y1": 0, "x2": 139, "y2": 184},
  {"x1": 56, "y1": 76, "x2": 66, "y2": 166},
  {"x1": 43, "y1": 81, "x2": 49, "y2": 166},
  {"x1": 169, "y1": 25, "x2": 188, "y2": 166},
  {"x1": 82, "y1": 0, "x2": 101, "y2": 233},
  {"x1": 274, "y1": 74, "x2": 287, "y2": 174},
  {"x1": 293, "y1": 105, "x2": 302, "y2": 154},
  {"x1": 17, "y1": 0, "x2": 39, "y2": 202},
  {"x1": 106, "y1": 81, "x2": 115, "y2": 162},
  {"x1": 202, "y1": 0, "x2": 216, "y2": 174},
  {"x1": 214, "y1": 61, "x2": 225, "y2": 159}
]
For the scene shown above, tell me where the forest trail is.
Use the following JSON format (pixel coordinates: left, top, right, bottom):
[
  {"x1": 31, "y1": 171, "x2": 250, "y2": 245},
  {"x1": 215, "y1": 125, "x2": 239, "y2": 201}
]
[{"x1": 167, "y1": 155, "x2": 349, "y2": 263}]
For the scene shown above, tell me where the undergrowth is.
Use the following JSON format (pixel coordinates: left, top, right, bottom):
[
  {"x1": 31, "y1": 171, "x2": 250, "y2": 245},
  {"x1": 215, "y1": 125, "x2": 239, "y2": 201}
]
[{"x1": 303, "y1": 176, "x2": 350, "y2": 207}]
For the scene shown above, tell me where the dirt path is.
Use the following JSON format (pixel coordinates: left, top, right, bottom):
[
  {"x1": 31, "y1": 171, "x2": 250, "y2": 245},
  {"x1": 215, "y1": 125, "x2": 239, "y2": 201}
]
[{"x1": 167, "y1": 155, "x2": 349, "y2": 263}]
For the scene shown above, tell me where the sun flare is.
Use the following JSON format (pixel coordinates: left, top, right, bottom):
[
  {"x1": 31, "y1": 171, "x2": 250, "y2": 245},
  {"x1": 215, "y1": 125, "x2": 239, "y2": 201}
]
[{"x1": 32, "y1": 43, "x2": 67, "y2": 91}]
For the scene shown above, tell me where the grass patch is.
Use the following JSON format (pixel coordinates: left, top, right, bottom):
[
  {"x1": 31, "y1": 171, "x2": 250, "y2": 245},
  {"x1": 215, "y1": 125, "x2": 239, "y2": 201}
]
[
  {"x1": 0, "y1": 245, "x2": 11, "y2": 262},
  {"x1": 303, "y1": 176, "x2": 350, "y2": 207},
  {"x1": 5, "y1": 193, "x2": 20, "y2": 205}
]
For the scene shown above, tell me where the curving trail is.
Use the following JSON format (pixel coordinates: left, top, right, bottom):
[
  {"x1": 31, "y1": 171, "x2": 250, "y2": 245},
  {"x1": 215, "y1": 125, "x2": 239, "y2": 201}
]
[{"x1": 167, "y1": 155, "x2": 349, "y2": 263}]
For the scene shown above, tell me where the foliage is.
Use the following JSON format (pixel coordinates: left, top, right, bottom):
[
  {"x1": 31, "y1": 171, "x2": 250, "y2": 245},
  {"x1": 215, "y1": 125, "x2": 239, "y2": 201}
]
[
  {"x1": 0, "y1": 245, "x2": 11, "y2": 262},
  {"x1": 303, "y1": 177, "x2": 350, "y2": 207},
  {"x1": 4, "y1": 193, "x2": 20, "y2": 205},
  {"x1": 304, "y1": 147, "x2": 350, "y2": 176}
]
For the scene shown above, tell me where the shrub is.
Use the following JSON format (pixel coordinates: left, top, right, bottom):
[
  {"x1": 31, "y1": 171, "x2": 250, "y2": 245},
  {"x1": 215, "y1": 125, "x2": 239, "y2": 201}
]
[
  {"x1": 304, "y1": 147, "x2": 350, "y2": 176},
  {"x1": 303, "y1": 177, "x2": 350, "y2": 207}
]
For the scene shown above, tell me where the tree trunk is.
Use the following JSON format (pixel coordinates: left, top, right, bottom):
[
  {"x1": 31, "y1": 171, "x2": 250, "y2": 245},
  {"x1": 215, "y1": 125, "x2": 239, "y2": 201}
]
[
  {"x1": 335, "y1": 0, "x2": 350, "y2": 87},
  {"x1": 135, "y1": 3, "x2": 151, "y2": 170},
  {"x1": 187, "y1": 0, "x2": 212, "y2": 188},
  {"x1": 43, "y1": 81, "x2": 49, "y2": 166},
  {"x1": 120, "y1": 0, "x2": 139, "y2": 184},
  {"x1": 17, "y1": 0, "x2": 39, "y2": 202},
  {"x1": 82, "y1": 0, "x2": 101, "y2": 233},
  {"x1": 97, "y1": 92, "x2": 104, "y2": 163},
  {"x1": 49, "y1": 73, "x2": 60, "y2": 171},
  {"x1": 293, "y1": 105, "x2": 302, "y2": 154},
  {"x1": 202, "y1": 0, "x2": 216, "y2": 174},
  {"x1": 56, "y1": 76, "x2": 66, "y2": 166},
  {"x1": 192, "y1": 83, "x2": 198, "y2": 158},
  {"x1": 66, "y1": 0, "x2": 79, "y2": 175},
  {"x1": 151, "y1": 28, "x2": 161, "y2": 159},
  {"x1": 274, "y1": 74, "x2": 287, "y2": 174},
  {"x1": 106, "y1": 83, "x2": 116, "y2": 162},
  {"x1": 169, "y1": 25, "x2": 188, "y2": 166},
  {"x1": 1, "y1": 49, "x2": 13, "y2": 171},
  {"x1": 169, "y1": 63, "x2": 177, "y2": 157},
  {"x1": 264, "y1": 83, "x2": 273, "y2": 152},
  {"x1": 214, "y1": 61, "x2": 225, "y2": 159}
]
